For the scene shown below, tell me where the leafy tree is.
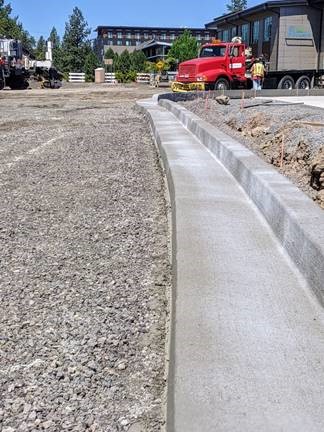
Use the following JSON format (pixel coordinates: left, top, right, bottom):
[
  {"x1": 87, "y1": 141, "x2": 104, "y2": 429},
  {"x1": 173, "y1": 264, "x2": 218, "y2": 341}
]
[
  {"x1": 35, "y1": 35, "x2": 46, "y2": 60},
  {"x1": 131, "y1": 50, "x2": 147, "y2": 72},
  {"x1": 167, "y1": 30, "x2": 198, "y2": 64},
  {"x1": 84, "y1": 50, "x2": 100, "y2": 82},
  {"x1": 59, "y1": 7, "x2": 91, "y2": 73},
  {"x1": 226, "y1": 0, "x2": 247, "y2": 13}
]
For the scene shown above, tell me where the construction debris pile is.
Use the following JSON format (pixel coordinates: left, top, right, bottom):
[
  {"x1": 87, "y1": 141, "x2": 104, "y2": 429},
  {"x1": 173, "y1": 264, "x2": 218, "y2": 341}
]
[{"x1": 181, "y1": 97, "x2": 324, "y2": 209}]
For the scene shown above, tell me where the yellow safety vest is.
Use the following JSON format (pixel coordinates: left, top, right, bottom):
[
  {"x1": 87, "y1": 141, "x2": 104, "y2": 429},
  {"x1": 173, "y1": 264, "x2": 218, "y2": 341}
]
[{"x1": 252, "y1": 62, "x2": 265, "y2": 78}]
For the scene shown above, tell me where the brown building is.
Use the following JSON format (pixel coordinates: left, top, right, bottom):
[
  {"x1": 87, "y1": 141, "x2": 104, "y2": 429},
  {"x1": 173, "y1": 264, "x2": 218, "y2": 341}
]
[{"x1": 95, "y1": 25, "x2": 217, "y2": 60}]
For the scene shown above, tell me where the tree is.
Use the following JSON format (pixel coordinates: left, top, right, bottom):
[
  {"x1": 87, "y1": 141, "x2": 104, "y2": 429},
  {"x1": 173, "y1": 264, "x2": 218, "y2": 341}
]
[
  {"x1": 226, "y1": 0, "x2": 247, "y2": 13},
  {"x1": 49, "y1": 26, "x2": 60, "y2": 49},
  {"x1": 84, "y1": 50, "x2": 100, "y2": 82},
  {"x1": 115, "y1": 49, "x2": 131, "y2": 73},
  {"x1": 0, "y1": 0, "x2": 35, "y2": 54},
  {"x1": 35, "y1": 35, "x2": 46, "y2": 60},
  {"x1": 131, "y1": 50, "x2": 147, "y2": 72},
  {"x1": 167, "y1": 30, "x2": 199, "y2": 64},
  {"x1": 104, "y1": 47, "x2": 115, "y2": 60},
  {"x1": 59, "y1": 7, "x2": 91, "y2": 73}
]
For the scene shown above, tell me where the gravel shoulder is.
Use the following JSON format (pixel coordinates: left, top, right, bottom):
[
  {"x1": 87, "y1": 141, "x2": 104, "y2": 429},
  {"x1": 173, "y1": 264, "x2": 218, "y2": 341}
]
[
  {"x1": 0, "y1": 85, "x2": 171, "y2": 432},
  {"x1": 181, "y1": 97, "x2": 324, "y2": 209}
]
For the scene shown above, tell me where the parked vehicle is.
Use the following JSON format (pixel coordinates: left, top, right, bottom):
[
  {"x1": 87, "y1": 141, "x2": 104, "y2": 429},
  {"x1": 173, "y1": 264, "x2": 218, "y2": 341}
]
[{"x1": 172, "y1": 39, "x2": 324, "y2": 91}]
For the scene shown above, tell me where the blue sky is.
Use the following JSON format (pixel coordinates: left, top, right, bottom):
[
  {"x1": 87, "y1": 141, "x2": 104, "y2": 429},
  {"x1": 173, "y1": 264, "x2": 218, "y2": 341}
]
[{"x1": 10, "y1": 0, "x2": 260, "y2": 40}]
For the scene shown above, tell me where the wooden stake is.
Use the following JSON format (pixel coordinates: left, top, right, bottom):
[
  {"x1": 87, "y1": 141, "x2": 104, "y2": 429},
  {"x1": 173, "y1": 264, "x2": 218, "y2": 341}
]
[
  {"x1": 240, "y1": 91, "x2": 245, "y2": 110},
  {"x1": 280, "y1": 134, "x2": 285, "y2": 168}
]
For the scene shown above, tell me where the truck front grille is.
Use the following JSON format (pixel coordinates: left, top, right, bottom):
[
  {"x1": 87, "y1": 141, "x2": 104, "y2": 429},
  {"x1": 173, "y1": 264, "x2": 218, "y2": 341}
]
[{"x1": 178, "y1": 64, "x2": 197, "y2": 79}]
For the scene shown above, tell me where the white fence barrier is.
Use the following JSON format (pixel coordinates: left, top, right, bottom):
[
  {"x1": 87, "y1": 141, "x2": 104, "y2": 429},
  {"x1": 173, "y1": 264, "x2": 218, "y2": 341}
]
[
  {"x1": 105, "y1": 73, "x2": 116, "y2": 83},
  {"x1": 136, "y1": 73, "x2": 150, "y2": 84},
  {"x1": 69, "y1": 72, "x2": 85, "y2": 83}
]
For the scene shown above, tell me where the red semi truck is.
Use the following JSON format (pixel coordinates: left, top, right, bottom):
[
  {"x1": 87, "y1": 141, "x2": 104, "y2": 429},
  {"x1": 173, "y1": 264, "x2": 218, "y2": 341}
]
[{"x1": 172, "y1": 39, "x2": 322, "y2": 91}]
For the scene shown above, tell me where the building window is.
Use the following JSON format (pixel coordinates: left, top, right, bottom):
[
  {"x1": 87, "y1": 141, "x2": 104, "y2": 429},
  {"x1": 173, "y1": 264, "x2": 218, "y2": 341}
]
[
  {"x1": 223, "y1": 29, "x2": 229, "y2": 41},
  {"x1": 264, "y1": 16, "x2": 272, "y2": 42},
  {"x1": 241, "y1": 23, "x2": 249, "y2": 43},
  {"x1": 136, "y1": 33, "x2": 140, "y2": 40},
  {"x1": 117, "y1": 40, "x2": 123, "y2": 45},
  {"x1": 252, "y1": 21, "x2": 260, "y2": 43},
  {"x1": 161, "y1": 33, "x2": 167, "y2": 40},
  {"x1": 117, "y1": 32, "x2": 122, "y2": 39},
  {"x1": 144, "y1": 32, "x2": 149, "y2": 39},
  {"x1": 196, "y1": 34, "x2": 201, "y2": 41},
  {"x1": 205, "y1": 32, "x2": 210, "y2": 40},
  {"x1": 126, "y1": 40, "x2": 131, "y2": 46},
  {"x1": 170, "y1": 33, "x2": 176, "y2": 40},
  {"x1": 126, "y1": 32, "x2": 132, "y2": 39},
  {"x1": 108, "y1": 31, "x2": 113, "y2": 38},
  {"x1": 231, "y1": 27, "x2": 237, "y2": 39},
  {"x1": 108, "y1": 41, "x2": 113, "y2": 45},
  {"x1": 136, "y1": 41, "x2": 141, "y2": 46}
]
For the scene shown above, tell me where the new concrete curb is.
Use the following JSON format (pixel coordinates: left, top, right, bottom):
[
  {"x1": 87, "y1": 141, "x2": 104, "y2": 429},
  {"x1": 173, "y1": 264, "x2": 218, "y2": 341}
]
[{"x1": 159, "y1": 98, "x2": 324, "y2": 304}]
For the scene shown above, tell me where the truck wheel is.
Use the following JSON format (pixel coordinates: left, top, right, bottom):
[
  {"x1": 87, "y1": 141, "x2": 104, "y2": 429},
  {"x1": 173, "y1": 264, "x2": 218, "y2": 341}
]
[
  {"x1": 214, "y1": 78, "x2": 230, "y2": 91},
  {"x1": 295, "y1": 75, "x2": 311, "y2": 90},
  {"x1": 277, "y1": 75, "x2": 294, "y2": 90}
]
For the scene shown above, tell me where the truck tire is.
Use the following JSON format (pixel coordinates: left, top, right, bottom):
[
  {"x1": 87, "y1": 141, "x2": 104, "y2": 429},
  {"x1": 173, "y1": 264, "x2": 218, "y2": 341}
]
[
  {"x1": 295, "y1": 75, "x2": 311, "y2": 90},
  {"x1": 277, "y1": 75, "x2": 294, "y2": 90},
  {"x1": 214, "y1": 78, "x2": 230, "y2": 91}
]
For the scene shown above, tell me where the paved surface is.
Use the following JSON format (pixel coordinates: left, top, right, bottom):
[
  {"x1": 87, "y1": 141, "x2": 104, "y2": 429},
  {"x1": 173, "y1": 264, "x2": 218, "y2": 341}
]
[
  {"x1": 0, "y1": 85, "x2": 170, "y2": 432},
  {"x1": 263, "y1": 95, "x2": 324, "y2": 109},
  {"x1": 140, "y1": 99, "x2": 324, "y2": 432}
]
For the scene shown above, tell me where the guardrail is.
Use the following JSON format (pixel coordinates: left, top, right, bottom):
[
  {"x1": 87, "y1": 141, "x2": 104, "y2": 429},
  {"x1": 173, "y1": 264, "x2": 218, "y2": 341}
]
[{"x1": 69, "y1": 72, "x2": 85, "y2": 83}]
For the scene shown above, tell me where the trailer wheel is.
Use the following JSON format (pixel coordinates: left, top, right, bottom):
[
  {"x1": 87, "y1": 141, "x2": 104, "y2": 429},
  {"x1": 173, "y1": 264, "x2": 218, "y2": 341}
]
[
  {"x1": 214, "y1": 78, "x2": 230, "y2": 91},
  {"x1": 277, "y1": 75, "x2": 294, "y2": 90},
  {"x1": 295, "y1": 75, "x2": 311, "y2": 90}
]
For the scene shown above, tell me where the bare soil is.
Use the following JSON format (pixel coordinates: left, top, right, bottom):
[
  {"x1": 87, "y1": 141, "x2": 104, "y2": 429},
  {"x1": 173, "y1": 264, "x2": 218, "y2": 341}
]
[
  {"x1": 0, "y1": 85, "x2": 170, "y2": 432},
  {"x1": 181, "y1": 97, "x2": 324, "y2": 209}
]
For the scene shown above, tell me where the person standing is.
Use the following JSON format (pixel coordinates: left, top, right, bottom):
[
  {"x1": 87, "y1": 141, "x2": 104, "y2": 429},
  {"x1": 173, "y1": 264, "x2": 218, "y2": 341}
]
[{"x1": 251, "y1": 58, "x2": 265, "y2": 91}]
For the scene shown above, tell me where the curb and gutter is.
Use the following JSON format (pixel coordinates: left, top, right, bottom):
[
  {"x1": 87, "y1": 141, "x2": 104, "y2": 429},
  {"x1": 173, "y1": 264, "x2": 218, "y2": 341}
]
[{"x1": 137, "y1": 96, "x2": 324, "y2": 432}]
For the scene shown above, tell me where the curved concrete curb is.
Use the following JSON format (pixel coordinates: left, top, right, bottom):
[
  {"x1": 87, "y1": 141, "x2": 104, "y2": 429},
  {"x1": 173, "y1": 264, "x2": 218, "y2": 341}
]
[
  {"x1": 137, "y1": 97, "x2": 324, "y2": 432},
  {"x1": 159, "y1": 98, "x2": 324, "y2": 305}
]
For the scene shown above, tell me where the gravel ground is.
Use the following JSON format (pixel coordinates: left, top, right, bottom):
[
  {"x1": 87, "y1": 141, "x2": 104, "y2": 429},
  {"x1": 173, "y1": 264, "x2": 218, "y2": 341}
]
[
  {"x1": 181, "y1": 97, "x2": 324, "y2": 208},
  {"x1": 0, "y1": 85, "x2": 171, "y2": 432}
]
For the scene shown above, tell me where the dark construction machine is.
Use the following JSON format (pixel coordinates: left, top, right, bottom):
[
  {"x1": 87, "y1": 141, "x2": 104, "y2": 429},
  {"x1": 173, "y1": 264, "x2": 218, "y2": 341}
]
[{"x1": 0, "y1": 38, "x2": 63, "y2": 90}]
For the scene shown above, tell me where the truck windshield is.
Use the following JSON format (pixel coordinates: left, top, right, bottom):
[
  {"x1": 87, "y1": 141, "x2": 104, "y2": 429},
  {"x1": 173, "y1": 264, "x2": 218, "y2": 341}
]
[{"x1": 200, "y1": 46, "x2": 226, "y2": 57}]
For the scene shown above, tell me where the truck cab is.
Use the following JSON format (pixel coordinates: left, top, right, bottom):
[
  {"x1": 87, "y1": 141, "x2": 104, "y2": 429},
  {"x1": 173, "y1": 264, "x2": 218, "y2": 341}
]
[{"x1": 175, "y1": 40, "x2": 248, "y2": 91}]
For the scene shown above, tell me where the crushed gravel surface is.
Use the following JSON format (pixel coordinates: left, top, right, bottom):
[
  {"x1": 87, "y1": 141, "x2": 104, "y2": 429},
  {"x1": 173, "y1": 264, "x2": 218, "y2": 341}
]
[
  {"x1": 0, "y1": 86, "x2": 171, "y2": 432},
  {"x1": 181, "y1": 97, "x2": 324, "y2": 208}
]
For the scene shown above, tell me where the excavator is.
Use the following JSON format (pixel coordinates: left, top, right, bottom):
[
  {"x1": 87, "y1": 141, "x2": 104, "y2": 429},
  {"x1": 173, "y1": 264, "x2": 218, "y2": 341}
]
[{"x1": 0, "y1": 38, "x2": 63, "y2": 90}]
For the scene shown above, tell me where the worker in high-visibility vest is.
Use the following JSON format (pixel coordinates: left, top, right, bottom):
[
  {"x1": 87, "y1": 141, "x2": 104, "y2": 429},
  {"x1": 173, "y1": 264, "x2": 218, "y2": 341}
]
[{"x1": 251, "y1": 58, "x2": 265, "y2": 91}]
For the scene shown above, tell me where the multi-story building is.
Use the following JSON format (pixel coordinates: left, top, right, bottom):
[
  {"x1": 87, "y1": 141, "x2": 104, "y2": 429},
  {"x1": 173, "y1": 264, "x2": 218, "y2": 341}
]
[{"x1": 95, "y1": 25, "x2": 217, "y2": 60}]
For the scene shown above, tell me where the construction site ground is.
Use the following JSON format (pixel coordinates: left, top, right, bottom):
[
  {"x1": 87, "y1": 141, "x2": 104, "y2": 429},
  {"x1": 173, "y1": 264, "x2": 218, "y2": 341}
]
[
  {"x1": 181, "y1": 96, "x2": 324, "y2": 209},
  {"x1": 0, "y1": 84, "x2": 171, "y2": 432}
]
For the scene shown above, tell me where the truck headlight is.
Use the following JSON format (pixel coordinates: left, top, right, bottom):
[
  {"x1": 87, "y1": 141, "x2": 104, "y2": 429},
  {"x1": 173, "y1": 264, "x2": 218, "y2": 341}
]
[{"x1": 196, "y1": 75, "x2": 207, "y2": 82}]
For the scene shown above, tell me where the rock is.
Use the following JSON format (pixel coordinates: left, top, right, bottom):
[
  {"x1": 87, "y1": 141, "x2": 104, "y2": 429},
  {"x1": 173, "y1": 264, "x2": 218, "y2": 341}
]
[{"x1": 117, "y1": 362, "x2": 127, "y2": 371}]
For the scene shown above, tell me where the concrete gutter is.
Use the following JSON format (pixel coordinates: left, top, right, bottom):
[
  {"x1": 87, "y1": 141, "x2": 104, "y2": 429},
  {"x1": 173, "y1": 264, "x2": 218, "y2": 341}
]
[
  {"x1": 137, "y1": 97, "x2": 324, "y2": 432},
  {"x1": 159, "y1": 98, "x2": 324, "y2": 305}
]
